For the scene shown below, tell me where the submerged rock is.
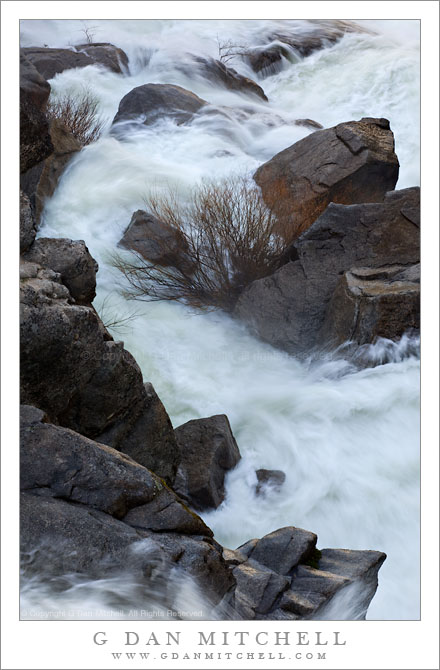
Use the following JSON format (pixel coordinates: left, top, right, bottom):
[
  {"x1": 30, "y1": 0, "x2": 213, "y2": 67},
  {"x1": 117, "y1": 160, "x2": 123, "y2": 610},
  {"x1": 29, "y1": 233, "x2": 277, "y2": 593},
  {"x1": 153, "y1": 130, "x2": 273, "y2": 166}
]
[
  {"x1": 246, "y1": 20, "x2": 372, "y2": 76},
  {"x1": 235, "y1": 187, "x2": 420, "y2": 353},
  {"x1": 183, "y1": 55, "x2": 268, "y2": 100},
  {"x1": 112, "y1": 83, "x2": 207, "y2": 128},
  {"x1": 173, "y1": 415, "x2": 241, "y2": 510},
  {"x1": 255, "y1": 468, "x2": 286, "y2": 495},
  {"x1": 254, "y1": 117, "x2": 399, "y2": 239}
]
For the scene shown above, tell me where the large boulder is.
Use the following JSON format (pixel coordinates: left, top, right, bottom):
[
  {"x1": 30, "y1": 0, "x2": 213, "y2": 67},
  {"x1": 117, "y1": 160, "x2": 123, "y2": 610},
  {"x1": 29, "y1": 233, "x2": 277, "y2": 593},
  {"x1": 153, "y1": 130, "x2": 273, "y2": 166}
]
[
  {"x1": 319, "y1": 264, "x2": 420, "y2": 347},
  {"x1": 228, "y1": 528, "x2": 385, "y2": 620},
  {"x1": 235, "y1": 187, "x2": 420, "y2": 353},
  {"x1": 74, "y1": 43, "x2": 129, "y2": 73},
  {"x1": 20, "y1": 54, "x2": 53, "y2": 173},
  {"x1": 23, "y1": 238, "x2": 98, "y2": 304},
  {"x1": 173, "y1": 415, "x2": 241, "y2": 510},
  {"x1": 112, "y1": 83, "x2": 207, "y2": 128},
  {"x1": 20, "y1": 258, "x2": 179, "y2": 483},
  {"x1": 20, "y1": 191, "x2": 37, "y2": 253},
  {"x1": 119, "y1": 210, "x2": 190, "y2": 268},
  {"x1": 254, "y1": 117, "x2": 399, "y2": 239},
  {"x1": 21, "y1": 118, "x2": 81, "y2": 225},
  {"x1": 20, "y1": 404, "x2": 206, "y2": 533}
]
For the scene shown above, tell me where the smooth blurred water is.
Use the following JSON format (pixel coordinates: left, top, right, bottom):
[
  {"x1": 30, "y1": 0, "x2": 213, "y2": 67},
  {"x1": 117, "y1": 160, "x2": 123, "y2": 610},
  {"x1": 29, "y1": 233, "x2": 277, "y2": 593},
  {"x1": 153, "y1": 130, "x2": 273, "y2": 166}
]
[{"x1": 21, "y1": 19, "x2": 420, "y2": 620}]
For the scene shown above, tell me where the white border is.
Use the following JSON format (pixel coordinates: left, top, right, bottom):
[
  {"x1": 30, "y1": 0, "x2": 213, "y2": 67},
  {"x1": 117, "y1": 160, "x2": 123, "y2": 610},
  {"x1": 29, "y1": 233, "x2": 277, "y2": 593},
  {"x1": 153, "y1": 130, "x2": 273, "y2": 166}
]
[{"x1": 2, "y1": 2, "x2": 439, "y2": 669}]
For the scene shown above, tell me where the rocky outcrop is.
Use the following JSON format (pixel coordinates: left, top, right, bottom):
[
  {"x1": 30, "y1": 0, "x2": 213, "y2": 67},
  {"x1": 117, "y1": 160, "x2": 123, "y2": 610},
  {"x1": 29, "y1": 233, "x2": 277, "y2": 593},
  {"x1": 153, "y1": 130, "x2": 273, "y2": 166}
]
[
  {"x1": 21, "y1": 43, "x2": 129, "y2": 80},
  {"x1": 235, "y1": 187, "x2": 420, "y2": 353},
  {"x1": 119, "y1": 210, "x2": 190, "y2": 268},
  {"x1": 20, "y1": 54, "x2": 53, "y2": 173},
  {"x1": 246, "y1": 20, "x2": 372, "y2": 76},
  {"x1": 20, "y1": 406, "x2": 386, "y2": 620},
  {"x1": 319, "y1": 264, "x2": 420, "y2": 347},
  {"x1": 21, "y1": 119, "x2": 81, "y2": 225},
  {"x1": 254, "y1": 117, "x2": 399, "y2": 239},
  {"x1": 20, "y1": 405, "x2": 233, "y2": 607},
  {"x1": 173, "y1": 415, "x2": 241, "y2": 510},
  {"x1": 20, "y1": 191, "x2": 37, "y2": 253},
  {"x1": 112, "y1": 83, "x2": 207, "y2": 128},
  {"x1": 225, "y1": 527, "x2": 386, "y2": 620},
  {"x1": 20, "y1": 256, "x2": 179, "y2": 483},
  {"x1": 23, "y1": 238, "x2": 97, "y2": 304}
]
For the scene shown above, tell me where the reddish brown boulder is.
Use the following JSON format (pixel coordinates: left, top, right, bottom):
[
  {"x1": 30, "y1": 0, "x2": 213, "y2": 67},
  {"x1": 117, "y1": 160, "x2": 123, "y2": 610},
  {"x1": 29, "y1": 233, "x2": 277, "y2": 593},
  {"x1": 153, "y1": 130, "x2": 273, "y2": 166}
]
[{"x1": 254, "y1": 117, "x2": 399, "y2": 240}]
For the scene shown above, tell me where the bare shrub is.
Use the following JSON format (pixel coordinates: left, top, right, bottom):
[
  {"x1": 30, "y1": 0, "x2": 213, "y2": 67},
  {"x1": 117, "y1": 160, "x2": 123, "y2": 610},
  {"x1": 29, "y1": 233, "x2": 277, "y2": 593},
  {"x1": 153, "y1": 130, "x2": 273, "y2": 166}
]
[
  {"x1": 216, "y1": 36, "x2": 251, "y2": 64},
  {"x1": 46, "y1": 90, "x2": 105, "y2": 146},
  {"x1": 113, "y1": 177, "x2": 292, "y2": 312}
]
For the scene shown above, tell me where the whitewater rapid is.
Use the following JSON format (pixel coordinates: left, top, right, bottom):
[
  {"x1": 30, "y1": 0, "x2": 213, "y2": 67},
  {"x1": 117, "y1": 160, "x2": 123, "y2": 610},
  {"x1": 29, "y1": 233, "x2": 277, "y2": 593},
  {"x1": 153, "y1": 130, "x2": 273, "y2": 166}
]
[{"x1": 21, "y1": 19, "x2": 420, "y2": 620}]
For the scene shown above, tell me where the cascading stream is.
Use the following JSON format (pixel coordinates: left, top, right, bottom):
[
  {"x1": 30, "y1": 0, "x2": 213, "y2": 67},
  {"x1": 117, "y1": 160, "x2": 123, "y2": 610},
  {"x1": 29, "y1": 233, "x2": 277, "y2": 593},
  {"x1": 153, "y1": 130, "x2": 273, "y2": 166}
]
[{"x1": 21, "y1": 19, "x2": 420, "y2": 620}]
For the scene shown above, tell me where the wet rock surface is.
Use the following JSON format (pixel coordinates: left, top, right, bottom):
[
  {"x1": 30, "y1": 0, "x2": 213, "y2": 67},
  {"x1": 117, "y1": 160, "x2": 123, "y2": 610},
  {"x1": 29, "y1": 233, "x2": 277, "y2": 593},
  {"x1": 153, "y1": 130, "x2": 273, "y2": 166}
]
[
  {"x1": 21, "y1": 43, "x2": 129, "y2": 80},
  {"x1": 21, "y1": 119, "x2": 81, "y2": 225},
  {"x1": 119, "y1": 210, "x2": 190, "y2": 268},
  {"x1": 112, "y1": 83, "x2": 207, "y2": 128},
  {"x1": 20, "y1": 54, "x2": 53, "y2": 173},
  {"x1": 173, "y1": 415, "x2": 241, "y2": 510},
  {"x1": 254, "y1": 117, "x2": 399, "y2": 239},
  {"x1": 235, "y1": 187, "x2": 420, "y2": 353}
]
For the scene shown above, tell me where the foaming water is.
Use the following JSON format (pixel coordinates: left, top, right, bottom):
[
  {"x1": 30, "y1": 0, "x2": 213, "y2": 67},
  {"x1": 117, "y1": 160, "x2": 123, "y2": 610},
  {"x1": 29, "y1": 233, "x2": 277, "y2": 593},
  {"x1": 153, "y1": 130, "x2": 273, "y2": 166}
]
[{"x1": 22, "y1": 19, "x2": 420, "y2": 620}]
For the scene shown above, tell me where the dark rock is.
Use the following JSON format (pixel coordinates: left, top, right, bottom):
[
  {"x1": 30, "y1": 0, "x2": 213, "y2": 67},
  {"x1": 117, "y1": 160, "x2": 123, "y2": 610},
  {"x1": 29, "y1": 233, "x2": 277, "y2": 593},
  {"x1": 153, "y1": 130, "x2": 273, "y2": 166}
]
[
  {"x1": 235, "y1": 187, "x2": 420, "y2": 353},
  {"x1": 20, "y1": 54, "x2": 53, "y2": 173},
  {"x1": 319, "y1": 264, "x2": 420, "y2": 346},
  {"x1": 141, "y1": 531, "x2": 235, "y2": 605},
  {"x1": 112, "y1": 83, "x2": 207, "y2": 128},
  {"x1": 119, "y1": 210, "x2": 190, "y2": 268},
  {"x1": 246, "y1": 42, "x2": 294, "y2": 77},
  {"x1": 23, "y1": 237, "x2": 98, "y2": 304},
  {"x1": 20, "y1": 491, "x2": 232, "y2": 610},
  {"x1": 294, "y1": 118, "x2": 323, "y2": 130},
  {"x1": 222, "y1": 548, "x2": 248, "y2": 566},
  {"x1": 254, "y1": 117, "x2": 399, "y2": 239},
  {"x1": 246, "y1": 20, "x2": 372, "y2": 76},
  {"x1": 20, "y1": 263, "x2": 179, "y2": 483},
  {"x1": 22, "y1": 47, "x2": 96, "y2": 80},
  {"x1": 20, "y1": 404, "x2": 208, "y2": 537},
  {"x1": 20, "y1": 491, "x2": 144, "y2": 575},
  {"x1": 173, "y1": 415, "x2": 241, "y2": 510},
  {"x1": 255, "y1": 468, "x2": 286, "y2": 495},
  {"x1": 74, "y1": 43, "x2": 129, "y2": 74},
  {"x1": 21, "y1": 119, "x2": 81, "y2": 225},
  {"x1": 235, "y1": 537, "x2": 259, "y2": 557},
  {"x1": 123, "y1": 488, "x2": 212, "y2": 536},
  {"x1": 187, "y1": 56, "x2": 267, "y2": 101},
  {"x1": 245, "y1": 526, "x2": 317, "y2": 575},
  {"x1": 20, "y1": 190, "x2": 37, "y2": 253},
  {"x1": 232, "y1": 560, "x2": 290, "y2": 618}
]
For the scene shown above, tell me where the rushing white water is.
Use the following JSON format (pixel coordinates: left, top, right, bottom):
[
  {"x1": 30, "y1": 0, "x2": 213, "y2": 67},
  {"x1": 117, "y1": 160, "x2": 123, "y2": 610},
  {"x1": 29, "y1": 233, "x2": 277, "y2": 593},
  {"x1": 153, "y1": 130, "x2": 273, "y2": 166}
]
[{"x1": 21, "y1": 19, "x2": 420, "y2": 620}]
